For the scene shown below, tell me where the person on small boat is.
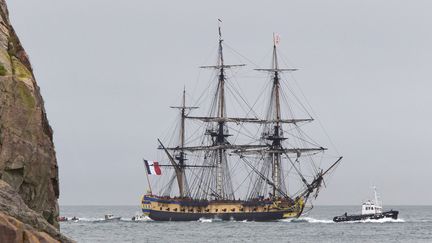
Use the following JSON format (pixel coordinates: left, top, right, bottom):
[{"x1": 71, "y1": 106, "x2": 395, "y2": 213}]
[{"x1": 58, "y1": 216, "x2": 68, "y2": 222}]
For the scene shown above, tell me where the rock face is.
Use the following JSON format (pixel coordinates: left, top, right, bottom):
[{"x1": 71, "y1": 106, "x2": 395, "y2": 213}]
[
  {"x1": 0, "y1": 213, "x2": 58, "y2": 243},
  {"x1": 0, "y1": 180, "x2": 73, "y2": 242},
  {"x1": 0, "y1": 0, "x2": 59, "y2": 229}
]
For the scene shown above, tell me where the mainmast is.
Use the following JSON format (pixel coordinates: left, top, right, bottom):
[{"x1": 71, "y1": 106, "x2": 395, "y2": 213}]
[
  {"x1": 215, "y1": 22, "x2": 226, "y2": 198},
  {"x1": 270, "y1": 37, "x2": 283, "y2": 198},
  {"x1": 198, "y1": 21, "x2": 245, "y2": 199}
]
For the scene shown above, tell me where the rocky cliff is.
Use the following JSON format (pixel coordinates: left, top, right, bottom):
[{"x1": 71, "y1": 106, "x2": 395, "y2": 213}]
[
  {"x1": 0, "y1": 180, "x2": 72, "y2": 242},
  {"x1": 0, "y1": 0, "x2": 59, "y2": 233}
]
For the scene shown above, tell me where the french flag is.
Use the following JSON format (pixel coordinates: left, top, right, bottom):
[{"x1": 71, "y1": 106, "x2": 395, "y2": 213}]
[{"x1": 144, "y1": 160, "x2": 162, "y2": 175}]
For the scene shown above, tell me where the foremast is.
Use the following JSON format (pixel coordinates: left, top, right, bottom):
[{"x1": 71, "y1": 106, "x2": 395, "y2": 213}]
[
  {"x1": 255, "y1": 35, "x2": 296, "y2": 198},
  {"x1": 253, "y1": 34, "x2": 341, "y2": 201}
]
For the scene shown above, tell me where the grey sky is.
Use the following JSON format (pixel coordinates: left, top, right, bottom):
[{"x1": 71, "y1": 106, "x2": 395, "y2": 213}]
[{"x1": 8, "y1": 0, "x2": 432, "y2": 205}]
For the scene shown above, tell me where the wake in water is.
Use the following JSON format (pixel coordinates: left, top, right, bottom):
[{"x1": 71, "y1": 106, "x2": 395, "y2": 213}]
[
  {"x1": 60, "y1": 216, "x2": 404, "y2": 224},
  {"x1": 198, "y1": 217, "x2": 223, "y2": 223},
  {"x1": 345, "y1": 218, "x2": 405, "y2": 223},
  {"x1": 75, "y1": 217, "x2": 103, "y2": 222},
  {"x1": 197, "y1": 217, "x2": 252, "y2": 223},
  {"x1": 61, "y1": 216, "x2": 152, "y2": 223},
  {"x1": 281, "y1": 217, "x2": 333, "y2": 224},
  {"x1": 280, "y1": 217, "x2": 405, "y2": 224}
]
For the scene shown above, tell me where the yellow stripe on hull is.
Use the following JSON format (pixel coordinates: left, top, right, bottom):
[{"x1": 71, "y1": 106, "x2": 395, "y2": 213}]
[{"x1": 141, "y1": 195, "x2": 305, "y2": 220}]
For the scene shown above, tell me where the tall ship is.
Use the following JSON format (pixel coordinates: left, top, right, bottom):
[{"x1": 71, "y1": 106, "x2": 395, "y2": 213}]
[{"x1": 141, "y1": 24, "x2": 343, "y2": 221}]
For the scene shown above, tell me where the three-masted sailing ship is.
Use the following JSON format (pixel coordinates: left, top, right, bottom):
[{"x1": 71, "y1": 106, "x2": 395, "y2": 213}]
[{"x1": 141, "y1": 25, "x2": 342, "y2": 221}]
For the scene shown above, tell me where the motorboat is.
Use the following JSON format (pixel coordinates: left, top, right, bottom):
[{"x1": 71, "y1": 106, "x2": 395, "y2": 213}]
[
  {"x1": 131, "y1": 214, "x2": 149, "y2": 221},
  {"x1": 333, "y1": 187, "x2": 398, "y2": 222},
  {"x1": 104, "y1": 214, "x2": 121, "y2": 221}
]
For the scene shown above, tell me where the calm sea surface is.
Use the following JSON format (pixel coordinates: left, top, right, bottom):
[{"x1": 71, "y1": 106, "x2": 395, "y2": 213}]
[{"x1": 60, "y1": 205, "x2": 432, "y2": 242}]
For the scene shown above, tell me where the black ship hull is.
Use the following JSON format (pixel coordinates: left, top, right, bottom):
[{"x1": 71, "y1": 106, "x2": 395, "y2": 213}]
[
  {"x1": 148, "y1": 210, "x2": 287, "y2": 221},
  {"x1": 142, "y1": 195, "x2": 303, "y2": 221},
  {"x1": 333, "y1": 210, "x2": 398, "y2": 222}
]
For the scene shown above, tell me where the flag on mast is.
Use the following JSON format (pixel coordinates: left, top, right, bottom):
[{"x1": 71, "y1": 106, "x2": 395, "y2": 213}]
[
  {"x1": 144, "y1": 160, "x2": 162, "y2": 175},
  {"x1": 273, "y1": 33, "x2": 280, "y2": 46},
  {"x1": 218, "y1": 19, "x2": 222, "y2": 37}
]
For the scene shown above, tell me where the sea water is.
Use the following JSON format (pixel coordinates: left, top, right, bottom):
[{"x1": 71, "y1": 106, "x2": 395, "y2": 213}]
[{"x1": 60, "y1": 205, "x2": 432, "y2": 242}]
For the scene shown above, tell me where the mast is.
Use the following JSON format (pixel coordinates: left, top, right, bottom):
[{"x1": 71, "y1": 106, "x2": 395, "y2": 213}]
[
  {"x1": 271, "y1": 36, "x2": 283, "y2": 198},
  {"x1": 161, "y1": 21, "x2": 247, "y2": 200},
  {"x1": 373, "y1": 186, "x2": 381, "y2": 207},
  {"x1": 170, "y1": 88, "x2": 197, "y2": 197},
  {"x1": 179, "y1": 88, "x2": 187, "y2": 170},
  {"x1": 216, "y1": 21, "x2": 226, "y2": 199},
  {"x1": 255, "y1": 34, "x2": 297, "y2": 198},
  {"x1": 178, "y1": 89, "x2": 187, "y2": 197},
  {"x1": 199, "y1": 21, "x2": 245, "y2": 199}
]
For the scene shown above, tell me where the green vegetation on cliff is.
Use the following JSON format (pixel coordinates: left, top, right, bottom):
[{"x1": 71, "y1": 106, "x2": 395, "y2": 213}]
[
  {"x1": 17, "y1": 81, "x2": 35, "y2": 109},
  {"x1": 0, "y1": 63, "x2": 6, "y2": 76}
]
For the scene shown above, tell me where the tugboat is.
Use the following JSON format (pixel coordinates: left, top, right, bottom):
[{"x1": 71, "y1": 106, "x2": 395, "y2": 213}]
[{"x1": 333, "y1": 187, "x2": 398, "y2": 222}]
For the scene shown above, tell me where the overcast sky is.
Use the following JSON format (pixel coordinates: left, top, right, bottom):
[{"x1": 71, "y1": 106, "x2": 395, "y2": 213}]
[{"x1": 8, "y1": 0, "x2": 432, "y2": 205}]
